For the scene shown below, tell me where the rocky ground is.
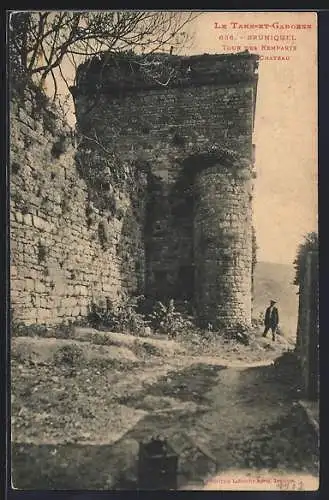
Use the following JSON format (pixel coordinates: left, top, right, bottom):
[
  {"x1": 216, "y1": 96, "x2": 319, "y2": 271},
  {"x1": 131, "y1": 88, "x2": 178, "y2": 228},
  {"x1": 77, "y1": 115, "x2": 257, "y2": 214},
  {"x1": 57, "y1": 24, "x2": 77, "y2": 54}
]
[{"x1": 11, "y1": 326, "x2": 319, "y2": 491}]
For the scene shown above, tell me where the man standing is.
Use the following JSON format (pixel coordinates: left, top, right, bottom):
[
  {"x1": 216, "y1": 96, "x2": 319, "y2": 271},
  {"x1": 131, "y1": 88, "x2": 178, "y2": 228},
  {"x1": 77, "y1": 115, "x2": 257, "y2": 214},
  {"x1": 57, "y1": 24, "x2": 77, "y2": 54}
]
[{"x1": 262, "y1": 300, "x2": 279, "y2": 341}]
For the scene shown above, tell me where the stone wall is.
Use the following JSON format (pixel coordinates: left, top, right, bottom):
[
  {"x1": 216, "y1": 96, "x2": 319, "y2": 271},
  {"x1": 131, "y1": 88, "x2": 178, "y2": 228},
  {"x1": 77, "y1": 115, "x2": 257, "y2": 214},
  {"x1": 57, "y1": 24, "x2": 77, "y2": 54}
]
[
  {"x1": 194, "y1": 162, "x2": 253, "y2": 328},
  {"x1": 10, "y1": 52, "x2": 258, "y2": 328},
  {"x1": 10, "y1": 86, "x2": 146, "y2": 325},
  {"x1": 73, "y1": 52, "x2": 258, "y2": 327},
  {"x1": 296, "y1": 251, "x2": 319, "y2": 400}
]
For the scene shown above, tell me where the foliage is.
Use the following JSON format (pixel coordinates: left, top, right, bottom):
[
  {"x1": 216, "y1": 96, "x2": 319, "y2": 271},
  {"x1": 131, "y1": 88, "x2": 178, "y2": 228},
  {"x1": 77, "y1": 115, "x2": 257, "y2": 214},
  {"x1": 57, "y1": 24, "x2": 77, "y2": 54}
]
[
  {"x1": 148, "y1": 299, "x2": 195, "y2": 338},
  {"x1": 87, "y1": 295, "x2": 147, "y2": 335},
  {"x1": 9, "y1": 11, "x2": 199, "y2": 99},
  {"x1": 223, "y1": 322, "x2": 251, "y2": 345},
  {"x1": 37, "y1": 241, "x2": 47, "y2": 264},
  {"x1": 11, "y1": 317, "x2": 89, "y2": 339},
  {"x1": 252, "y1": 225, "x2": 257, "y2": 276},
  {"x1": 74, "y1": 135, "x2": 145, "y2": 211},
  {"x1": 53, "y1": 344, "x2": 84, "y2": 367},
  {"x1": 87, "y1": 296, "x2": 196, "y2": 338},
  {"x1": 293, "y1": 231, "x2": 318, "y2": 286},
  {"x1": 11, "y1": 321, "x2": 49, "y2": 338}
]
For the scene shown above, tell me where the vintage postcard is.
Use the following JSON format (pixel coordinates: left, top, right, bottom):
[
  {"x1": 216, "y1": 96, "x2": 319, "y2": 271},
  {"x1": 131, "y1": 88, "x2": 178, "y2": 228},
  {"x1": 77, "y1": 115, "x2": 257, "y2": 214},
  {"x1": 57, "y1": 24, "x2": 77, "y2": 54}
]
[{"x1": 9, "y1": 10, "x2": 318, "y2": 491}]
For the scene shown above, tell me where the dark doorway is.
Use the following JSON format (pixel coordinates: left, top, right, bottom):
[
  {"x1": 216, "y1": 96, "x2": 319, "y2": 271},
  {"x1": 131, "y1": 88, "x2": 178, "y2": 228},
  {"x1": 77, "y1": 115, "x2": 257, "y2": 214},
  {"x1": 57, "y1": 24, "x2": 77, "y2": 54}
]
[{"x1": 176, "y1": 265, "x2": 194, "y2": 301}]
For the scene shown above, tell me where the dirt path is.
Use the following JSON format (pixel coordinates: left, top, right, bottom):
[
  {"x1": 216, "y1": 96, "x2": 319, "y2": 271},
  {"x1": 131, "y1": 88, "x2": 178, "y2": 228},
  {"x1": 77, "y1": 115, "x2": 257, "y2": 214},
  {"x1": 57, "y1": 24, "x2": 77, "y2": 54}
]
[
  {"x1": 11, "y1": 333, "x2": 319, "y2": 491},
  {"x1": 112, "y1": 355, "x2": 319, "y2": 490}
]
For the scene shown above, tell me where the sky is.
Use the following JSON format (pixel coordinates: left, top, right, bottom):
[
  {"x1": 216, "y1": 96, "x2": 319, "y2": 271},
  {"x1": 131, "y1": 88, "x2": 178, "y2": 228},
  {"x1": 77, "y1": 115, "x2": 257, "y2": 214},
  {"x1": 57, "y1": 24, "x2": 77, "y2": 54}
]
[
  {"x1": 55, "y1": 11, "x2": 318, "y2": 267},
  {"x1": 183, "y1": 12, "x2": 318, "y2": 265}
]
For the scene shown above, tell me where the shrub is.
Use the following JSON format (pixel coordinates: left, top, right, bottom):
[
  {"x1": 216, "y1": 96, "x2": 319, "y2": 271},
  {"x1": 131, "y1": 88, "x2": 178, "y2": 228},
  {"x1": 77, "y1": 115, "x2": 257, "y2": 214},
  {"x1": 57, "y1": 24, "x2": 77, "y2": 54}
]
[
  {"x1": 223, "y1": 322, "x2": 252, "y2": 345},
  {"x1": 117, "y1": 296, "x2": 146, "y2": 334},
  {"x1": 148, "y1": 299, "x2": 195, "y2": 338},
  {"x1": 53, "y1": 344, "x2": 84, "y2": 366},
  {"x1": 87, "y1": 296, "x2": 196, "y2": 338},
  {"x1": 293, "y1": 232, "x2": 318, "y2": 286},
  {"x1": 11, "y1": 321, "x2": 48, "y2": 338},
  {"x1": 87, "y1": 295, "x2": 147, "y2": 335},
  {"x1": 11, "y1": 318, "x2": 87, "y2": 339}
]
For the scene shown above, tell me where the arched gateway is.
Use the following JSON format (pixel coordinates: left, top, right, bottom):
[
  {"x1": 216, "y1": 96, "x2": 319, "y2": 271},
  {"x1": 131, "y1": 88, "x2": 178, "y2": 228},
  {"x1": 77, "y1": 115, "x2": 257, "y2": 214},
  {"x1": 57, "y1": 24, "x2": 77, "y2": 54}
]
[{"x1": 70, "y1": 51, "x2": 259, "y2": 329}]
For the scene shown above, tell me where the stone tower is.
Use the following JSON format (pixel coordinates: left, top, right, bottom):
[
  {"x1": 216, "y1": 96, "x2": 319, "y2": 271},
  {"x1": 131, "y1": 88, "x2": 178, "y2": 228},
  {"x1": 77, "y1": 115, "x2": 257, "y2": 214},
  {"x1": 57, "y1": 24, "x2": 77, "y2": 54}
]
[{"x1": 71, "y1": 51, "x2": 259, "y2": 329}]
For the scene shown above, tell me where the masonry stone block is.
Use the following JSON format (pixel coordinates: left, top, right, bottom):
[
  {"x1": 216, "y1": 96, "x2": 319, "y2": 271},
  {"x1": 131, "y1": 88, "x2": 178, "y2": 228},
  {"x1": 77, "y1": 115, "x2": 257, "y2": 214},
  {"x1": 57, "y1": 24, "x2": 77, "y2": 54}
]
[
  {"x1": 11, "y1": 52, "x2": 258, "y2": 328},
  {"x1": 35, "y1": 281, "x2": 47, "y2": 294}
]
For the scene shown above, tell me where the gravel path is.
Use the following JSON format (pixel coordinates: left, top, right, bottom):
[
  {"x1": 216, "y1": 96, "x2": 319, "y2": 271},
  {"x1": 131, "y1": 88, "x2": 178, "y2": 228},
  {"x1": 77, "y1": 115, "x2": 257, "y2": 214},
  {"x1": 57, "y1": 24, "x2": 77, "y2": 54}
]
[
  {"x1": 106, "y1": 354, "x2": 319, "y2": 490},
  {"x1": 183, "y1": 361, "x2": 319, "y2": 490},
  {"x1": 11, "y1": 333, "x2": 319, "y2": 491}
]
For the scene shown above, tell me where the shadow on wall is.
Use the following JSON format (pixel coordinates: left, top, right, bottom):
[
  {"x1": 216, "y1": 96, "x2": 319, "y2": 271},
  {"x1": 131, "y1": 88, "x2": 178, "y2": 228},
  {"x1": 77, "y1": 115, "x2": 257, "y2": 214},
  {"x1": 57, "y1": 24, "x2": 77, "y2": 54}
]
[
  {"x1": 143, "y1": 167, "x2": 196, "y2": 304},
  {"x1": 117, "y1": 201, "x2": 145, "y2": 297},
  {"x1": 75, "y1": 137, "x2": 149, "y2": 302}
]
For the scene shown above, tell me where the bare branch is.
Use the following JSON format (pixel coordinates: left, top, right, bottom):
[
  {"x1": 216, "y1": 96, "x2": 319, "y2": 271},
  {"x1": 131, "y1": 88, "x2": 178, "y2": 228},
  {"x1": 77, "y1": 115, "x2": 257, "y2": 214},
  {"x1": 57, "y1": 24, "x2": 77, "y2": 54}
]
[{"x1": 10, "y1": 10, "x2": 201, "y2": 102}]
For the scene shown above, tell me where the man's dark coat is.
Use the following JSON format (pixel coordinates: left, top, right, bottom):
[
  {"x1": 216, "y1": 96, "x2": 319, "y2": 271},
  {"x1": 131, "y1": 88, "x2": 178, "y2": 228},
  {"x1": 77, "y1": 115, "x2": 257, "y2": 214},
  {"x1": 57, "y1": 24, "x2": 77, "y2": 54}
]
[{"x1": 264, "y1": 305, "x2": 279, "y2": 328}]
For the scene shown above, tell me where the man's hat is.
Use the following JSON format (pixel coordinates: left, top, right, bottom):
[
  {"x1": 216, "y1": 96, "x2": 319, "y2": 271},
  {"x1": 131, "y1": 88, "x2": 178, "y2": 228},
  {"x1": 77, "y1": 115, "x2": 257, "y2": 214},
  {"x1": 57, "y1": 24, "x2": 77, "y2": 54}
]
[{"x1": 270, "y1": 300, "x2": 277, "y2": 304}]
